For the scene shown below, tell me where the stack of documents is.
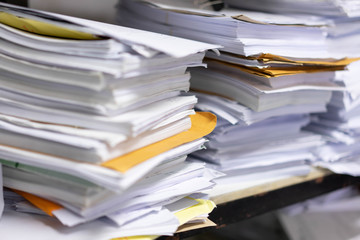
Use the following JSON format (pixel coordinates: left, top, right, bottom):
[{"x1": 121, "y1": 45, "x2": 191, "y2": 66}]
[
  {"x1": 188, "y1": 92, "x2": 325, "y2": 196},
  {"x1": 0, "y1": 3, "x2": 222, "y2": 239},
  {"x1": 119, "y1": 0, "x2": 360, "y2": 59},
  {"x1": 224, "y1": 0, "x2": 360, "y2": 18},
  {"x1": 307, "y1": 59, "x2": 360, "y2": 176},
  {"x1": 119, "y1": 0, "x2": 331, "y2": 58},
  {"x1": 117, "y1": 0, "x2": 349, "y2": 113},
  {"x1": 222, "y1": 0, "x2": 360, "y2": 59},
  {"x1": 116, "y1": 0, "x2": 358, "y2": 194},
  {"x1": 190, "y1": 54, "x2": 348, "y2": 112},
  {"x1": 240, "y1": 1, "x2": 360, "y2": 177}
]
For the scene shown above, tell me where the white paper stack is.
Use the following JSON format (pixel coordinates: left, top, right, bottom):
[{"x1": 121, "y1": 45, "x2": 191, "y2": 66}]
[
  {"x1": 118, "y1": 0, "x2": 331, "y2": 58},
  {"x1": 224, "y1": 0, "x2": 360, "y2": 59},
  {"x1": 224, "y1": 0, "x2": 360, "y2": 18},
  {"x1": 248, "y1": 1, "x2": 360, "y2": 177},
  {"x1": 116, "y1": 0, "x2": 357, "y2": 195},
  {"x1": 117, "y1": 0, "x2": 349, "y2": 112},
  {"x1": 190, "y1": 55, "x2": 346, "y2": 112},
  {"x1": 0, "y1": 3, "x2": 222, "y2": 239},
  {"x1": 188, "y1": 92, "x2": 324, "y2": 196},
  {"x1": 307, "y1": 59, "x2": 360, "y2": 176}
]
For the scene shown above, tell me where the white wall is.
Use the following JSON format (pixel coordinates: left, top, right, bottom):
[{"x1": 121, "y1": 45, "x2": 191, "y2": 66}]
[{"x1": 29, "y1": 0, "x2": 119, "y2": 23}]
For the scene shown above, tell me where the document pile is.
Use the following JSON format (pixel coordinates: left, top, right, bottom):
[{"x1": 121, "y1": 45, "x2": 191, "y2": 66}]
[
  {"x1": 224, "y1": 0, "x2": 360, "y2": 18},
  {"x1": 0, "y1": 3, "x2": 222, "y2": 239},
  {"x1": 187, "y1": 91, "x2": 329, "y2": 197},
  {"x1": 306, "y1": 35, "x2": 360, "y2": 176},
  {"x1": 117, "y1": 0, "x2": 353, "y2": 195},
  {"x1": 119, "y1": 0, "x2": 332, "y2": 58},
  {"x1": 240, "y1": 0, "x2": 360, "y2": 177}
]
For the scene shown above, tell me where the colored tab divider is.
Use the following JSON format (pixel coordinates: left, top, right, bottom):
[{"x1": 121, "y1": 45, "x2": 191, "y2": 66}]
[{"x1": 101, "y1": 112, "x2": 217, "y2": 173}]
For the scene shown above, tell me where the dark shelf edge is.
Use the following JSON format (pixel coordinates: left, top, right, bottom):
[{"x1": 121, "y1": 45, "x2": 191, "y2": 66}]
[
  {"x1": 0, "y1": 0, "x2": 28, "y2": 7},
  {"x1": 162, "y1": 173, "x2": 359, "y2": 239},
  {"x1": 210, "y1": 173, "x2": 360, "y2": 226}
]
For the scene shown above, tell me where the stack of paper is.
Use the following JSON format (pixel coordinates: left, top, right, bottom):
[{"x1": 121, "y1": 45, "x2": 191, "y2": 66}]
[
  {"x1": 116, "y1": 0, "x2": 358, "y2": 195},
  {"x1": 118, "y1": 0, "x2": 331, "y2": 58},
  {"x1": 224, "y1": 0, "x2": 360, "y2": 18},
  {"x1": 119, "y1": 0, "x2": 360, "y2": 59},
  {"x1": 238, "y1": 1, "x2": 360, "y2": 177},
  {"x1": 191, "y1": 54, "x2": 349, "y2": 112},
  {"x1": 188, "y1": 92, "x2": 324, "y2": 196},
  {"x1": 222, "y1": 0, "x2": 360, "y2": 59},
  {"x1": 0, "y1": 3, "x2": 222, "y2": 239},
  {"x1": 307, "y1": 59, "x2": 360, "y2": 176},
  {"x1": 117, "y1": 0, "x2": 351, "y2": 113}
]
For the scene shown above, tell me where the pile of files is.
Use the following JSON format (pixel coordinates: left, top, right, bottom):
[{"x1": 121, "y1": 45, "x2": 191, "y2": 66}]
[
  {"x1": 117, "y1": 0, "x2": 356, "y2": 195},
  {"x1": 232, "y1": 0, "x2": 360, "y2": 177},
  {"x1": 224, "y1": 0, "x2": 360, "y2": 18},
  {"x1": 306, "y1": 41, "x2": 360, "y2": 175},
  {"x1": 118, "y1": 0, "x2": 331, "y2": 58},
  {"x1": 0, "y1": 3, "x2": 223, "y2": 239}
]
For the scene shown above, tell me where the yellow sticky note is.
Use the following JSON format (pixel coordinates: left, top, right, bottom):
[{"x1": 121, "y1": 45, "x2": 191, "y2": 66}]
[
  {"x1": 0, "y1": 12, "x2": 100, "y2": 39},
  {"x1": 112, "y1": 236, "x2": 158, "y2": 240},
  {"x1": 102, "y1": 112, "x2": 217, "y2": 173},
  {"x1": 174, "y1": 198, "x2": 216, "y2": 225}
]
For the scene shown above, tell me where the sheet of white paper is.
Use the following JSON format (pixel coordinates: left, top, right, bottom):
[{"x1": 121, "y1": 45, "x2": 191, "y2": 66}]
[
  {"x1": 107, "y1": 206, "x2": 162, "y2": 227},
  {"x1": 208, "y1": 165, "x2": 311, "y2": 198},
  {"x1": 111, "y1": 207, "x2": 179, "y2": 236},
  {"x1": 318, "y1": 161, "x2": 360, "y2": 177},
  {"x1": 60, "y1": 16, "x2": 221, "y2": 58},
  {"x1": 165, "y1": 197, "x2": 199, "y2": 213}
]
